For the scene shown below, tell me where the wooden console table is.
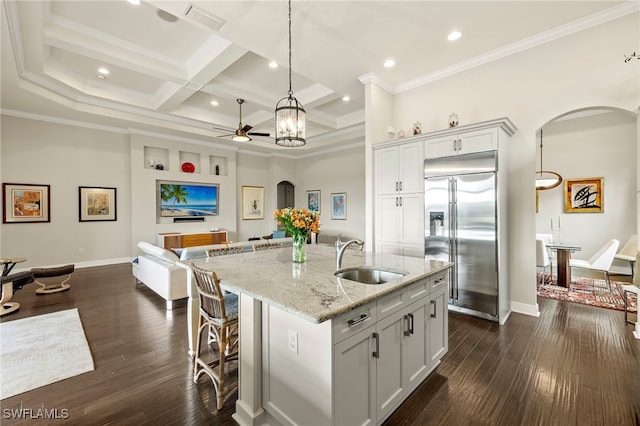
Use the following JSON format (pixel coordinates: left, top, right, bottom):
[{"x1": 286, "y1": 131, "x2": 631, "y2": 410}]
[{"x1": 157, "y1": 231, "x2": 227, "y2": 250}]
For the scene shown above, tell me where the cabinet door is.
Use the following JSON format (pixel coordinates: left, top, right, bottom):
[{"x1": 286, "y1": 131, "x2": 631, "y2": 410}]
[
  {"x1": 403, "y1": 298, "x2": 430, "y2": 391},
  {"x1": 458, "y1": 127, "x2": 498, "y2": 154},
  {"x1": 376, "y1": 310, "x2": 405, "y2": 421},
  {"x1": 334, "y1": 327, "x2": 376, "y2": 426},
  {"x1": 425, "y1": 134, "x2": 458, "y2": 158},
  {"x1": 428, "y1": 286, "x2": 448, "y2": 369},
  {"x1": 398, "y1": 142, "x2": 423, "y2": 193},
  {"x1": 375, "y1": 147, "x2": 400, "y2": 194},
  {"x1": 376, "y1": 195, "x2": 401, "y2": 242},
  {"x1": 399, "y1": 193, "x2": 424, "y2": 245}
]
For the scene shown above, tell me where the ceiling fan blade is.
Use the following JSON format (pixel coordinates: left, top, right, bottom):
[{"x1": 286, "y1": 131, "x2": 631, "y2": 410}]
[
  {"x1": 241, "y1": 124, "x2": 253, "y2": 133},
  {"x1": 248, "y1": 132, "x2": 270, "y2": 137}
]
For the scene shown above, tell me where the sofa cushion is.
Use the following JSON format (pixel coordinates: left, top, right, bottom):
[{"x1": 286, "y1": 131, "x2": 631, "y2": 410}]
[{"x1": 137, "y1": 241, "x2": 179, "y2": 264}]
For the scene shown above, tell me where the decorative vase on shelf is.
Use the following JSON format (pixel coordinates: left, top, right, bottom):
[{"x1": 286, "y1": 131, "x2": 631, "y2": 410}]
[
  {"x1": 449, "y1": 113, "x2": 459, "y2": 128},
  {"x1": 292, "y1": 233, "x2": 307, "y2": 263}
]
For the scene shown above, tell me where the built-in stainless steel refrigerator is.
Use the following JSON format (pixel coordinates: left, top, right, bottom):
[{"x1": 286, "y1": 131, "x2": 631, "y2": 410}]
[{"x1": 424, "y1": 151, "x2": 499, "y2": 321}]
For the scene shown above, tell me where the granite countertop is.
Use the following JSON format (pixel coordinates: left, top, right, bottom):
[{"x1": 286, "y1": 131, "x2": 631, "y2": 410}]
[{"x1": 184, "y1": 244, "x2": 452, "y2": 324}]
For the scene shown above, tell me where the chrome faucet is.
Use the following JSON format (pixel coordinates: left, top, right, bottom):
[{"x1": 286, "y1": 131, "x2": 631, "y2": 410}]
[{"x1": 336, "y1": 239, "x2": 364, "y2": 270}]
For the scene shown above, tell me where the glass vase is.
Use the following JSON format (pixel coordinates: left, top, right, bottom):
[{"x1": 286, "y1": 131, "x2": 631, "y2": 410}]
[{"x1": 292, "y1": 233, "x2": 307, "y2": 263}]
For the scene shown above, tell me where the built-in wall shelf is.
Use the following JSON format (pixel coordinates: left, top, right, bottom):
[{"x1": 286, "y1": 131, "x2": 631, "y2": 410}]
[
  {"x1": 210, "y1": 156, "x2": 227, "y2": 176},
  {"x1": 144, "y1": 146, "x2": 169, "y2": 171}
]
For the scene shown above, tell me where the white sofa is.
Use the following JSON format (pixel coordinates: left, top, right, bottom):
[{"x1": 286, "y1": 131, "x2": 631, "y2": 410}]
[
  {"x1": 132, "y1": 238, "x2": 293, "y2": 309},
  {"x1": 133, "y1": 242, "x2": 188, "y2": 309}
]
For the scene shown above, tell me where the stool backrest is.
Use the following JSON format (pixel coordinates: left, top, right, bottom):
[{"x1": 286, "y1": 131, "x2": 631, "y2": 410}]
[{"x1": 190, "y1": 264, "x2": 228, "y2": 322}]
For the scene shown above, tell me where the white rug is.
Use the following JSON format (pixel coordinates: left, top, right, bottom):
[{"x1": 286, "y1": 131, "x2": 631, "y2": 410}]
[{"x1": 0, "y1": 308, "x2": 94, "y2": 399}]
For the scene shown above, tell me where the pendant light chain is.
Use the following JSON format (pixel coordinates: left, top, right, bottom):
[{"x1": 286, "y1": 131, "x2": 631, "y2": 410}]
[
  {"x1": 539, "y1": 128, "x2": 544, "y2": 175},
  {"x1": 288, "y1": 0, "x2": 292, "y2": 96}
]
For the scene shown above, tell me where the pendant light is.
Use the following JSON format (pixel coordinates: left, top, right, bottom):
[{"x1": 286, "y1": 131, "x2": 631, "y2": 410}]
[
  {"x1": 535, "y1": 128, "x2": 562, "y2": 190},
  {"x1": 275, "y1": 0, "x2": 306, "y2": 147}
]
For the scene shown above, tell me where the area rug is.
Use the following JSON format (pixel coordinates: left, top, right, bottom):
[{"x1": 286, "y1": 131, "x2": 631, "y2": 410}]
[
  {"x1": 0, "y1": 308, "x2": 94, "y2": 399},
  {"x1": 536, "y1": 273, "x2": 637, "y2": 313}
]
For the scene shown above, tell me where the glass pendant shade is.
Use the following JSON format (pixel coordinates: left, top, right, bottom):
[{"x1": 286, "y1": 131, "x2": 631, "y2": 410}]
[
  {"x1": 535, "y1": 171, "x2": 562, "y2": 190},
  {"x1": 275, "y1": 94, "x2": 306, "y2": 147}
]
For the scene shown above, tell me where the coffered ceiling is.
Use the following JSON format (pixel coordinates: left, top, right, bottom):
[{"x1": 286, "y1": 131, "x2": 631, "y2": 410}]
[{"x1": 1, "y1": 1, "x2": 634, "y2": 155}]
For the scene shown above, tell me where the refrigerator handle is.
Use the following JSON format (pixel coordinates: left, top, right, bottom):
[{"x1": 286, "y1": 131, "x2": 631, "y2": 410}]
[
  {"x1": 452, "y1": 177, "x2": 459, "y2": 300},
  {"x1": 448, "y1": 177, "x2": 455, "y2": 300}
]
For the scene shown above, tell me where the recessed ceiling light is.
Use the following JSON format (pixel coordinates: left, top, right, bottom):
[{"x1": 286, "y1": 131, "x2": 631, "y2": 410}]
[
  {"x1": 98, "y1": 67, "x2": 109, "y2": 75},
  {"x1": 383, "y1": 59, "x2": 395, "y2": 68},
  {"x1": 127, "y1": 0, "x2": 141, "y2": 5},
  {"x1": 269, "y1": 61, "x2": 278, "y2": 69},
  {"x1": 210, "y1": 100, "x2": 219, "y2": 106},
  {"x1": 342, "y1": 96, "x2": 350, "y2": 102},
  {"x1": 97, "y1": 75, "x2": 106, "y2": 79},
  {"x1": 448, "y1": 31, "x2": 462, "y2": 41}
]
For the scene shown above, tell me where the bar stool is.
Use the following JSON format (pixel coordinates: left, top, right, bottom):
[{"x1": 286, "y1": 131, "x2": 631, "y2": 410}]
[{"x1": 190, "y1": 263, "x2": 239, "y2": 410}]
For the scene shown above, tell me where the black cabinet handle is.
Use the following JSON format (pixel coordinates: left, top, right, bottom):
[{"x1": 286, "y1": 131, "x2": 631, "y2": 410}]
[{"x1": 372, "y1": 332, "x2": 379, "y2": 358}]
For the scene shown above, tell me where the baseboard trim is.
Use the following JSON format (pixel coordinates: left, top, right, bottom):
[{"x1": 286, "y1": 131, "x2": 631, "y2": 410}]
[{"x1": 511, "y1": 301, "x2": 540, "y2": 317}]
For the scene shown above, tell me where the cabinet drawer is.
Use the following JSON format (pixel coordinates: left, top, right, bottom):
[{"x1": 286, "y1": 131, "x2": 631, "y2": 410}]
[
  {"x1": 429, "y1": 271, "x2": 448, "y2": 293},
  {"x1": 405, "y1": 278, "x2": 429, "y2": 304},
  {"x1": 333, "y1": 304, "x2": 377, "y2": 344}
]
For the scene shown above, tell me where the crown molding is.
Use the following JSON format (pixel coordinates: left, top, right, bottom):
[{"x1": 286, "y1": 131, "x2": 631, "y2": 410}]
[
  {"x1": 396, "y1": 1, "x2": 640, "y2": 93},
  {"x1": 1, "y1": 108, "x2": 129, "y2": 134}
]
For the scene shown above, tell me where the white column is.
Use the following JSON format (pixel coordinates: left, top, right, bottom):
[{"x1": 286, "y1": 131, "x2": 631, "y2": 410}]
[{"x1": 232, "y1": 293, "x2": 266, "y2": 426}]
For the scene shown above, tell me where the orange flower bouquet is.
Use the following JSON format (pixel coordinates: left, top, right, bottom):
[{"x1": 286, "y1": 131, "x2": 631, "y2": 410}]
[{"x1": 274, "y1": 208, "x2": 320, "y2": 262}]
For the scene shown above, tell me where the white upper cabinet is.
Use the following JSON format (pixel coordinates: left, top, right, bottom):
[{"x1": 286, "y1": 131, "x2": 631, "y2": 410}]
[
  {"x1": 375, "y1": 141, "x2": 424, "y2": 194},
  {"x1": 425, "y1": 127, "x2": 498, "y2": 158}
]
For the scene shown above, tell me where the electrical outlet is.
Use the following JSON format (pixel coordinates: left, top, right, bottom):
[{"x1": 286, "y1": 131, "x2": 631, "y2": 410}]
[{"x1": 288, "y1": 329, "x2": 298, "y2": 354}]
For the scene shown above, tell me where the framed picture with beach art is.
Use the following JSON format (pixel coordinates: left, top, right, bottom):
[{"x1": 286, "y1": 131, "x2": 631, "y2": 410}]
[
  {"x1": 2, "y1": 183, "x2": 50, "y2": 223},
  {"x1": 564, "y1": 177, "x2": 604, "y2": 213},
  {"x1": 79, "y1": 186, "x2": 117, "y2": 222},
  {"x1": 331, "y1": 192, "x2": 347, "y2": 220},
  {"x1": 307, "y1": 190, "x2": 320, "y2": 213},
  {"x1": 242, "y1": 185, "x2": 264, "y2": 220}
]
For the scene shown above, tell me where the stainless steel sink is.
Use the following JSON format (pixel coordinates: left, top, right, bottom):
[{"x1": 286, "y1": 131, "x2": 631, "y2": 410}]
[{"x1": 334, "y1": 267, "x2": 407, "y2": 284}]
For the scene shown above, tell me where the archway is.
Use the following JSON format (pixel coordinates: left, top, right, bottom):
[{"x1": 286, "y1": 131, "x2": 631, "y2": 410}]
[
  {"x1": 534, "y1": 106, "x2": 637, "y2": 284},
  {"x1": 277, "y1": 181, "x2": 295, "y2": 210}
]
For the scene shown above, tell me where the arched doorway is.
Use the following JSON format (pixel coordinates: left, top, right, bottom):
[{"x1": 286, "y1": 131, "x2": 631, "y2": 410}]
[
  {"x1": 534, "y1": 106, "x2": 637, "y2": 284},
  {"x1": 277, "y1": 181, "x2": 295, "y2": 210}
]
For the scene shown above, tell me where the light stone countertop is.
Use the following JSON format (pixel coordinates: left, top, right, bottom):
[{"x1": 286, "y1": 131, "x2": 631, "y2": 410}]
[{"x1": 184, "y1": 244, "x2": 452, "y2": 324}]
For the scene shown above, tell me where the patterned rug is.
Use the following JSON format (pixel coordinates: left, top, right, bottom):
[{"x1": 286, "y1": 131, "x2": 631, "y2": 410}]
[{"x1": 536, "y1": 273, "x2": 637, "y2": 313}]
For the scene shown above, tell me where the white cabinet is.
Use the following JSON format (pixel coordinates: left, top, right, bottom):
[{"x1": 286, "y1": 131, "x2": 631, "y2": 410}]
[
  {"x1": 334, "y1": 326, "x2": 376, "y2": 426},
  {"x1": 425, "y1": 127, "x2": 498, "y2": 158},
  {"x1": 332, "y1": 274, "x2": 448, "y2": 425},
  {"x1": 375, "y1": 141, "x2": 425, "y2": 256},
  {"x1": 375, "y1": 141, "x2": 424, "y2": 194},
  {"x1": 428, "y1": 275, "x2": 448, "y2": 369},
  {"x1": 376, "y1": 193, "x2": 424, "y2": 246}
]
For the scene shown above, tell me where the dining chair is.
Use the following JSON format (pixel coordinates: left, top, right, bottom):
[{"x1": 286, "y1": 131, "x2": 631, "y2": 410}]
[
  {"x1": 536, "y1": 239, "x2": 551, "y2": 282},
  {"x1": 614, "y1": 235, "x2": 637, "y2": 279},
  {"x1": 190, "y1": 263, "x2": 239, "y2": 410},
  {"x1": 569, "y1": 239, "x2": 620, "y2": 289}
]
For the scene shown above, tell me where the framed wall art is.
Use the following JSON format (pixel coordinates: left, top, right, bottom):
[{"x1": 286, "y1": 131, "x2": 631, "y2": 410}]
[
  {"x1": 564, "y1": 177, "x2": 604, "y2": 213},
  {"x1": 307, "y1": 190, "x2": 320, "y2": 213},
  {"x1": 331, "y1": 192, "x2": 347, "y2": 220},
  {"x1": 79, "y1": 186, "x2": 117, "y2": 222},
  {"x1": 242, "y1": 185, "x2": 264, "y2": 220},
  {"x1": 2, "y1": 183, "x2": 51, "y2": 223}
]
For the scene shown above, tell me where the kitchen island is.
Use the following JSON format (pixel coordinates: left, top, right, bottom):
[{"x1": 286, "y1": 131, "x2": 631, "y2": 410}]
[{"x1": 182, "y1": 244, "x2": 452, "y2": 426}]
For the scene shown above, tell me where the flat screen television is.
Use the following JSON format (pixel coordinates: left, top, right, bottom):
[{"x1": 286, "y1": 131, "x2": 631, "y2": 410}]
[{"x1": 157, "y1": 180, "x2": 218, "y2": 217}]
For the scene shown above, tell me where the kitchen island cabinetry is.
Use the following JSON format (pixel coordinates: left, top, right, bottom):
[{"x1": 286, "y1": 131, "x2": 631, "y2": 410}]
[{"x1": 183, "y1": 245, "x2": 452, "y2": 426}]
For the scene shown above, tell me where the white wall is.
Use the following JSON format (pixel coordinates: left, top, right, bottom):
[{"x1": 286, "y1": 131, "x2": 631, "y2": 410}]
[
  {"x1": 295, "y1": 145, "x2": 366, "y2": 242},
  {"x1": 535, "y1": 111, "x2": 637, "y2": 263},
  {"x1": 375, "y1": 12, "x2": 639, "y2": 314},
  {"x1": 0, "y1": 115, "x2": 131, "y2": 268}
]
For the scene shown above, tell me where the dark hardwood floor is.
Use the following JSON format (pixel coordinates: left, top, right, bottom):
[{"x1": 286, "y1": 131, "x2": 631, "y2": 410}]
[{"x1": 1, "y1": 263, "x2": 638, "y2": 425}]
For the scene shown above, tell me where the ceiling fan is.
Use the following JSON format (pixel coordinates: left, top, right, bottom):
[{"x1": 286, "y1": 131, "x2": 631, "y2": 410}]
[{"x1": 214, "y1": 99, "x2": 270, "y2": 142}]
